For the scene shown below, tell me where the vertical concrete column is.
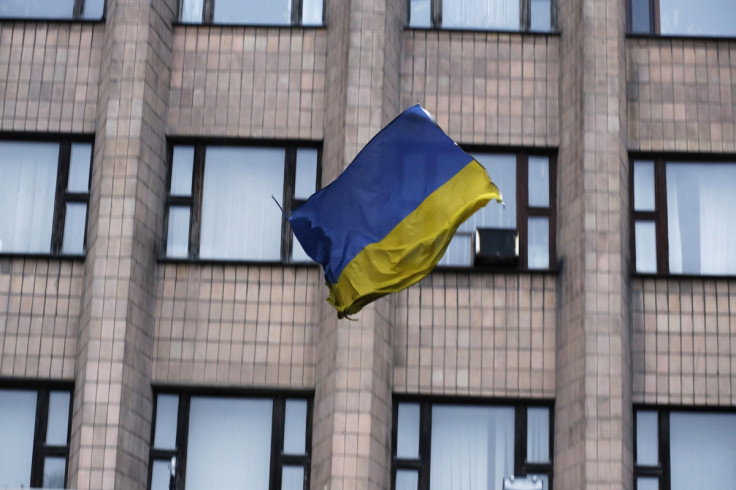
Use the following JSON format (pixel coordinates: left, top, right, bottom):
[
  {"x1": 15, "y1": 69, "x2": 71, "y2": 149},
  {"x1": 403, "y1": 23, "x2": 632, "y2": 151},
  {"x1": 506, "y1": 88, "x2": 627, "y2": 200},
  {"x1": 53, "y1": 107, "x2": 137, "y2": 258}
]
[
  {"x1": 311, "y1": 1, "x2": 405, "y2": 489},
  {"x1": 555, "y1": 0, "x2": 633, "y2": 488},
  {"x1": 67, "y1": 0, "x2": 175, "y2": 488}
]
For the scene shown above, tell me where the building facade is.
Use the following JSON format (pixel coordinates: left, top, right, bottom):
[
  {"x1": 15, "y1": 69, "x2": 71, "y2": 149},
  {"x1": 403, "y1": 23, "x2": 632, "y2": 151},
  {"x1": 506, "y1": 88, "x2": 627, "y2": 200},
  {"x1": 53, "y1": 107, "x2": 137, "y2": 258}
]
[{"x1": 1, "y1": 0, "x2": 735, "y2": 489}]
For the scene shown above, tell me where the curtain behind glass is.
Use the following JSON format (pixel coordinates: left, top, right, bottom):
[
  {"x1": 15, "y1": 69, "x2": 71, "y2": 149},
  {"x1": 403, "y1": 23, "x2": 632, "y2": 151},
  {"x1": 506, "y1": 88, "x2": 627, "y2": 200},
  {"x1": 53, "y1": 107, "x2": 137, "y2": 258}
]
[
  {"x1": 186, "y1": 397, "x2": 273, "y2": 490},
  {"x1": 659, "y1": 0, "x2": 736, "y2": 36},
  {"x1": 430, "y1": 405, "x2": 514, "y2": 490},
  {"x1": 666, "y1": 163, "x2": 736, "y2": 275},
  {"x1": 0, "y1": 142, "x2": 59, "y2": 253},
  {"x1": 442, "y1": 0, "x2": 519, "y2": 30},
  {"x1": 214, "y1": 0, "x2": 291, "y2": 25},
  {"x1": 0, "y1": 0, "x2": 74, "y2": 19},
  {"x1": 670, "y1": 412, "x2": 736, "y2": 489},
  {"x1": 200, "y1": 147, "x2": 285, "y2": 261},
  {"x1": 0, "y1": 390, "x2": 37, "y2": 487}
]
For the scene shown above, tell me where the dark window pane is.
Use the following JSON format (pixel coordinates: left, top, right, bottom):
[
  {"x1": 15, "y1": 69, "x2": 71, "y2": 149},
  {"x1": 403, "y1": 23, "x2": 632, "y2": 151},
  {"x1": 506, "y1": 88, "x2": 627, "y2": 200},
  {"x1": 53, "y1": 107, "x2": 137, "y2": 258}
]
[
  {"x1": 283, "y1": 399, "x2": 308, "y2": 455},
  {"x1": 530, "y1": 0, "x2": 552, "y2": 31},
  {"x1": 396, "y1": 470, "x2": 419, "y2": 490},
  {"x1": 409, "y1": 0, "x2": 431, "y2": 27},
  {"x1": 302, "y1": 0, "x2": 323, "y2": 25},
  {"x1": 528, "y1": 156, "x2": 550, "y2": 208},
  {"x1": 200, "y1": 147, "x2": 285, "y2": 261},
  {"x1": 166, "y1": 206, "x2": 191, "y2": 259},
  {"x1": 633, "y1": 160, "x2": 655, "y2": 211},
  {"x1": 442, "y1": 0, "x2": 519, "y2": 30},
  {"x1": 660, "y1": 0, "x2": 736, "y2": 36},
  {"x1": 68, "y1": 143, "x2": 92, "y2": 193},
  {"x1": 46, "y1": 391, "x2": 71, "y2": 446},
  {"x1": 636, "y1": 410, "x2": 658, "y2": 466},
  {"x1": 154, "y1": 394, "x2": 179, "y2": 450},
  {"x1": 0, "y1": 0, "x2": 74, "y2": 19},
  {"x1": 294, "y1": 148, "x2": 318, "y2": 200},
  {"x1": 181, "y1": 0, "x2": 203, "y2": 22},
  {"x1": 0, "y1": 390, "x2": 37, "y2": 487},
  {"x1": 0, "y1": 142, "x2": 59, "y2": 253},
  {"x1": 396, "y1": 403, "x2": 420, "y2": 459},
  {"x1": 171, "y1": 146, "x2": 194, "y2": 196},
  {"x1": 213, "y1": 0, "x2": 292, "y2": 25},
  {"x1": 281, "y1": 466, "x2": 305, "y2": 490},
  {"x1": 634, "y1": 221, "x2": 657, "y2": 273},
  {"x1": 630, "y1": 0, "x2": 651, "y2": 33},
  {"x1": 43, "y1": 457, "x2": 67, "y2": 488},
  {"x1": 528, "y1": 217, "x2": 549, "y2": 269},
  {"x1": 82, "y1": 0, "x2": 105, "y2": 19},
  {"x1": 62, "y1": 203, "x2": 88, "y2": 255},
  {"x1": 527, "y1": 407, "x2": 550, "y2": 463}
]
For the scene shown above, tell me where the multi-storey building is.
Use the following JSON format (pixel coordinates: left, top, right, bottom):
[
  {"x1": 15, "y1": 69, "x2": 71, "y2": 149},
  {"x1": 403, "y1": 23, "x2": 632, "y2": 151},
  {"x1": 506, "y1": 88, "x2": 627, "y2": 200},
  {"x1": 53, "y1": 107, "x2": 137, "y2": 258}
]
[{"x1": 1, "y1": 0, "x2": 735, "y2": 489}]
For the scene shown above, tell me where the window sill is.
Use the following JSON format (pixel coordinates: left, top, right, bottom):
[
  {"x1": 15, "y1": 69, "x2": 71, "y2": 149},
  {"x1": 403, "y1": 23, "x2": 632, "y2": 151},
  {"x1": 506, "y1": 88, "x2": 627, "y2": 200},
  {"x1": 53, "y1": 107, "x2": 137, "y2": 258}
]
[
  {"x1": 626, "y1": 32, "x2": 736, "y2": 42},
  {"x1": 633, "y1": 272, "x2": 736, "y2": 280},
  {"x1": 0, "y1": 17, "x2": 104, "y2": 23},
  {"x1": 157, "y1": 256, "x2": 320, "y2": 267},
  {"x1": 405, "y1": 26, "x2": 560, "y2": 36},
  {"x1": 173, "y1": 21, "x2": 325, "y2": 29},
  {"x1": 0, "y1": 253, "x2": 85, "y2": 261}
]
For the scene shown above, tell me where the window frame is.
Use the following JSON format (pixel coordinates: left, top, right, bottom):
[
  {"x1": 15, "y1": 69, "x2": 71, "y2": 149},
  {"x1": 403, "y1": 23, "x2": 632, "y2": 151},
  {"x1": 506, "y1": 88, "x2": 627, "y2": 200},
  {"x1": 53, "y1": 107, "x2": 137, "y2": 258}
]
[
  {"x1": 0, "y1": 381, "x2": 74, "y2": 489},
  {"x1": 177, "y1": 0, "x2": 324, "y2": 27},
  {"x1": 0, "y1": 133, "x2": 93, "y2": 258},
  {"x1": 163, "y1": 139, "x2": 322, "y2": 264},
  {"x1": 408, "y1": 0, "x2": 557, "y2": 32},
  {"x1": 148, "y1": 387, "x2": 313, "y2": 490},
  {"x1": 438, "y1": 148, "x2": 557, "y2": 272},
  {"x1": 0, "y1": 0, "x2": 105, "y2": 21},
  {"x1": 392, "y1": 396, "x2": 554, "y2": 490},
  {"x1": 630, "y1": 154, "x2": 736, "y2": 277}
]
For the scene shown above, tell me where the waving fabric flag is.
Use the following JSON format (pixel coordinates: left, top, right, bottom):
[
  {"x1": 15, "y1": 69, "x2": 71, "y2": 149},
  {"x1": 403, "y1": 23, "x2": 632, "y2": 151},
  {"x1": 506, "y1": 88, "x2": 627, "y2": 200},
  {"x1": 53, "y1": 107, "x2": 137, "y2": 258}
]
[{"x1": 289, "y1": 105, "x2": 501, "y2": 318}]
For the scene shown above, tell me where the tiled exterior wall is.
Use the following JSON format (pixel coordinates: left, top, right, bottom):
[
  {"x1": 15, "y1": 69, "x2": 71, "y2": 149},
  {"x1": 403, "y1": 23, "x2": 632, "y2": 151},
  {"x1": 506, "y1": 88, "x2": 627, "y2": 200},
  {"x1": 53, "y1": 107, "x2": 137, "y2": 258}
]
[
  {"x1": 167, "y1": 26, "x2": 326, "y2": 140},
  {"x1": 632, "y1": 277, "x2": 736, "y2": 405},
  {"x1": 628, "y1": 38, "x2": 736, "y2": 152},
  {"x1": 152, "y1": 264, "x2": 319, "y2": 386},
  {"x1": 393, "y1": 272, "x2": 556, "y2": 398},
  {"x1": 401, "y1": 31, "x2": 560, "y2": 146},
  {"x1": 0, "y1": 258, "x2": 82, "y2": 377},
  {"x1": 0, "y1": 22, "x2": 102, "y2": 132}
]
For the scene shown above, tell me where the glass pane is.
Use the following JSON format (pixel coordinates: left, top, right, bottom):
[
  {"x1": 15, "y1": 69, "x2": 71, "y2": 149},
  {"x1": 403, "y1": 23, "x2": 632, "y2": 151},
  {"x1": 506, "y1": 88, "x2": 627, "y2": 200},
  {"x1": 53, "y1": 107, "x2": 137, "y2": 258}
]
[
  {"x1": 283, "y1": 399, "x2": 308, "y2": 455},
  {"x1": 528, "y1": 156, "x2": 549, "y2": 208},
  {"x1": 46, "y1": 391, "x2": 71, "y2": 446},
  {"x1": 430, "y1": 405, "x2": 514, "y2": 490},
  {"x1": 154, "y1": 394, "x2": 179, "y2": 450},
  {"x1": 409, "y1": 0, "x2": 431, "y2": 27},
  {"x1": 281, "y1": 466, "x2": 304, "y2": 490},
  {"x1": 527, "y1": 217, "x2": 549, "y2": 270},
  {"x1": 62, "y1": 202, "x2": 88, "y2": 255},
  {"x1": 666, "y1": 162, "x2": 736, "y2": 275},
  {"x1": 660, "y1": 0, "x2": 736, "y2": 36},
  {"x1": 527, "y1": 407, "x2": 550, "y2": 463},
  {"x1": 529, "y1": 0, "x2": 552, "y2": 31},
  {"x1": 186, "y1": 397, "x2": 273, "y2": 489},
  {"x1": 670, "y1": 412, "x2": 736, "y2": 490},
  {"x1": 214, "y1": 0, "x2": 292, "y2": 25},
  {"x1": 81, "y1": 0, "x2": 105, "y2": 19},
  {"x1": 180, "y1": 0, "x2": 204, "y2": 22},
  {"x1": 68, "y1": 143, "x2": 92, "y2": 192},
  {"x1": 636, "y1": 411, "x2": 658, "y2": 466},
  {"x1": 301, "y1": 0, "x2": 323, "y2": 25},
  {"x1": 0, "y1": 390, "x2": 37, "y2": 488},
  {"x1": 460, "y1": 154, "x2": 516, "y2": 233},
  {"x1": 294, "y1": 148, "x2": 318, "y2": 200},
  {"x1": 635, "y1": 221, "x2": 657, "y2": 273},
  {"x1": 200, "y1": 147, "x2": 285, "y2": 261},
  {"x1": 438, "y1": 232, "x2": 473, "y2": 266},
  {"x1": 633, "y1": 161, "x2": 655, "y2": 211},
  {"x1": 171, "y1": 147, "x2": 194, "y2": 196},
  {"x1": 396, "y1": 403, "x2": 420, "y2": 459},
  {"x1": 637, "y1": 477, "x2": 659, "y2": 490},
  {"x1": 442, "y1": 0, "x2": 519, "y2": 30},
  {"x1": 0, "y1": 142, "x2": 59, "y2": 253},
  {"x1": 630, "y1": 0, "x2": 651, "y2": 33},
  {"x1": 395, "y1": 469, "x2": 419, "y2": 490},
  {"x1": 151, "y1": 459, "x2": 172, "y2": 490},
  {"x1": 0, "y1": 0, "x2": 74, "y2": 19},
  {"x1": 166, "y1": 206, "x2": 190, "y2": 259},
  {"x1": 291, "y1": 232, "x2": 313, "y2": 262},
  {"x1": 43, "y1": 457, "x2": 66, "y2": 488}
]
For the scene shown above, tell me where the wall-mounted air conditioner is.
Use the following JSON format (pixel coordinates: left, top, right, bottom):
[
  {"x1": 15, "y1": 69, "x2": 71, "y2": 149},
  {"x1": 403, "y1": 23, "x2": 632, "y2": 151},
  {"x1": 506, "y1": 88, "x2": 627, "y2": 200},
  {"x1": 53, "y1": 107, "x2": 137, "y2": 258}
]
[
  {"x1": 474, "y1": 228, "x2": 518, "y2": 266},
  {"x1": 502, "y1": 475, "x2": 544, "y2": 490}
]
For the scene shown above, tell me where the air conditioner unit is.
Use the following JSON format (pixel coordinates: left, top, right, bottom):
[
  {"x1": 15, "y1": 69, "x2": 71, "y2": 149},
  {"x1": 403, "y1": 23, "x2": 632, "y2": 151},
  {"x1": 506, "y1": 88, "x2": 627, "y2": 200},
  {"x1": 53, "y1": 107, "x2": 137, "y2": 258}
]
[
  {"x1": 474, "y1": 228, "x2": 518, "y2": 266},
  {"x1": 502, "y1": 475, "x2": 543, "y2": 490}
]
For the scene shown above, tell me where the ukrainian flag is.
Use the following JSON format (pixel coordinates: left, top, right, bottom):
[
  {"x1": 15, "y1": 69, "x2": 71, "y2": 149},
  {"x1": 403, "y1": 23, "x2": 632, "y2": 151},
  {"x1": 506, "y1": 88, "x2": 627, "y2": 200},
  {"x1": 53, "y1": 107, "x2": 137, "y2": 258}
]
[{"x1": 289, "y1": 105, "x2": 501, "y2": 318}]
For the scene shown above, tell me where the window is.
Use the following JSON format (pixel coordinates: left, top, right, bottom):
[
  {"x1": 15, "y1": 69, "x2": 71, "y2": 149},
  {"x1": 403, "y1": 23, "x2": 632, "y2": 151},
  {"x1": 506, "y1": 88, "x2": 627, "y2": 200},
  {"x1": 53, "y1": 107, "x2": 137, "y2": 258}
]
[
  {"x1": 179, "y1": 0, "x2": 323, "y2": 26},
  {"x1": 439, "y1": 151, "x2": 556, "y2": 270},
  {"x1": 0, "y1": 0, "x2": 104, "y2": 20},
  {"x1": 164, "y1": 142, "x2": 319, "y2": 263},
  {"x1": 149, "y1": 390, "x2": 312, "y2": 490},
  {"x1": 393, "y1": 399, "x2": 553, "y2": 490},
  {"x1": 0, "y1": 385, "x2": 73, "y2": 489},
  {"x1": 635, "y1": 407, "x2": 736, "y2": 489},
  {"x1": 629, "y1": 0, "x2": 736, "y2": 36},
  {"x1": 632, "y1": 158, "x2": 736, "y2": 275},
  {"x1": 0, "y1": 138, "x2": 92, "y2": 256},
  {"x1": 409, "y1": 0, "x2": 554, "y2": 32}
]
